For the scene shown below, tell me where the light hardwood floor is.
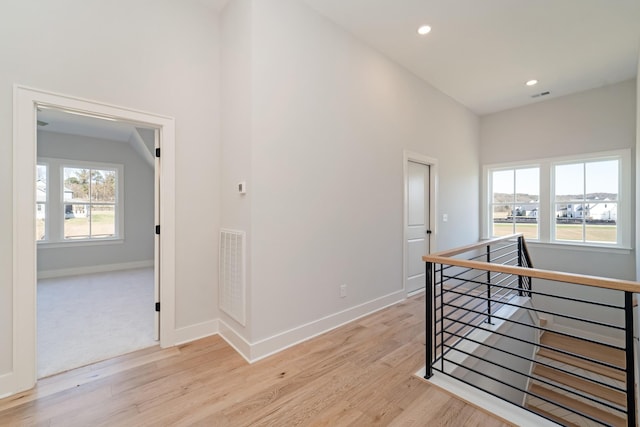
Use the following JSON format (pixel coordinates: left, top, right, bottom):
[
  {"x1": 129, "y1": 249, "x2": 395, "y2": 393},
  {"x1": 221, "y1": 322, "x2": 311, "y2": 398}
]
[{"x1": 0, "y1": 294, "x2": 512, "y2": 426}]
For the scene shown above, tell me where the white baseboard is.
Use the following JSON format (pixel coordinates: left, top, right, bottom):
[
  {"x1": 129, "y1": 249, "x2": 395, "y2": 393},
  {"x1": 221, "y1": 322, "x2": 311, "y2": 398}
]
[
  {"x1": 177, "y1": 291, "x2": 406, "y2": 364},
  {"x1": 418, "y1": 370, "x2": 558, "y2": 427},
  {"x1": 38, "y1": 260, "x2": 154, "y2": 279},
  {"x1": 218, "y1": 320, "x2": 252, "y2": 364},
  {"x1": 174, "y1": 319, "x2": 219, "y2": 346},
  {"x1": 248, "y1": 290, "x2": 406, "y2": 363}
]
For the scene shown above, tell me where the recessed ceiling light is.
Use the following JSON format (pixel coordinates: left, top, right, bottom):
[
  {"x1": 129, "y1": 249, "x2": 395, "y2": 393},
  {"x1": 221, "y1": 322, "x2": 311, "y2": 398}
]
[
  {"x1": 526, "y1": 79, "x2": 538, "y2": 86},
  {"x1": 417, "y1": 25, "x2": 432, "y2": 35}
]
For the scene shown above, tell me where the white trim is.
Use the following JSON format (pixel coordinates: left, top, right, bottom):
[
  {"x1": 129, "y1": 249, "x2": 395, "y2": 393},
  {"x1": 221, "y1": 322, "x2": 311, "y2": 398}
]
[
  {"x1": 403, "y1": 150, "x2": 438, "y2": 295},
  {"x1": 209, "y1": 291, "x2": 406, "y2": 364},
  {"x1": 526, "y1": 240, "x2": 632, "y2": 254},
  {"x1": 12, "y1": 85, "x2": 177, "y2": 396},
  {"x1": 248, "y1": 290, "x2": 405, "y2": 363},
  {"x1": 37, "y1": 260, "x2": 154, "y2": 279},
  {"x1": 218, "y1": 320, "x2": 253, "y2": 364},
  {"x1": 174, "y1": 319, "x2": 219, "y2": 346},
  {"x1": 418, "y1": 371, "x2": 558, "y2": 427}
]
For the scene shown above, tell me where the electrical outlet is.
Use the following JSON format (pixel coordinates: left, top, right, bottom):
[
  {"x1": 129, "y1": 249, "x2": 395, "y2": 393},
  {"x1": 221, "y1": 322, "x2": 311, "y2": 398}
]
[{"x1": 340, "y1": 284, "x2": 347, "y2": 298}]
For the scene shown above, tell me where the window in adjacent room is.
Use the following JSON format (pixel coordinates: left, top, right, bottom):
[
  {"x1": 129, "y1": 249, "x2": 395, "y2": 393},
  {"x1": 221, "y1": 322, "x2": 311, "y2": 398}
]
[{"x1": 36, "y1": 158, "x2": 123, "y2": 245}]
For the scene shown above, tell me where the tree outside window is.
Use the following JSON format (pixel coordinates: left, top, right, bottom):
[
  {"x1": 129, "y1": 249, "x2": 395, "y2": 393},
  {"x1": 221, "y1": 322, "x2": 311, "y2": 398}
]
[{"x1": 63, "y1": 167, "x2": 117, "y2": 240}]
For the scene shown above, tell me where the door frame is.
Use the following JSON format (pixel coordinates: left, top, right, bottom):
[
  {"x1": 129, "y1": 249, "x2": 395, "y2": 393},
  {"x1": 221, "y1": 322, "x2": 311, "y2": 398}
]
[
  {"x1": 11, "y1": 85, "x2": 176, "y2": 394},
  {"x1": 403, "y1": 150, "x2": 438, "y2": 294}
]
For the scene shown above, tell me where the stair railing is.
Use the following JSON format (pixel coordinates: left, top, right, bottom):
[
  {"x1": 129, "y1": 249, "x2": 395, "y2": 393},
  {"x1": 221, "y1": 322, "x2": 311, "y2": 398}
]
[{"x1": 423, "y1": 233, "x2": 638, "y2": 427}]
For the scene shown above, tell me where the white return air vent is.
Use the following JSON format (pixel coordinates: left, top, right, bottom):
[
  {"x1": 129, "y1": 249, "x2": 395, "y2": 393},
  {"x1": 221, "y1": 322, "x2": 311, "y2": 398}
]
[{"x1": 219, "y1": 229, "x2": 246, "y2": 326}]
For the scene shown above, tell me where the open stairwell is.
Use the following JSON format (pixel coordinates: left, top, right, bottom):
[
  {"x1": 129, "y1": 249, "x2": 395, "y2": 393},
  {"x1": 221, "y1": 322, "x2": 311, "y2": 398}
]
[{"x1": 525, "y1": 331, "x2": 627, "y2": 427}]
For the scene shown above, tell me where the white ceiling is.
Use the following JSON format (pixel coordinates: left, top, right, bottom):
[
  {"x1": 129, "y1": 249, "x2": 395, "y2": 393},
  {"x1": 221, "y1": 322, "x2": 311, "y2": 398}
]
[
  {"x1": 300, "y1": 0, "x2": 640, "y2": 115},
  {"x1": 204, "y1": 0, "x2": 640, "y2": 115}
]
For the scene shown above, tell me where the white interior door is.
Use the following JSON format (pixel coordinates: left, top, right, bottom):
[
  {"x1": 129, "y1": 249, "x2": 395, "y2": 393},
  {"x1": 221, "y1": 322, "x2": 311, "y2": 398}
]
[{"x1": 406, "y1": 160, "x2": 430, "y2": 294}]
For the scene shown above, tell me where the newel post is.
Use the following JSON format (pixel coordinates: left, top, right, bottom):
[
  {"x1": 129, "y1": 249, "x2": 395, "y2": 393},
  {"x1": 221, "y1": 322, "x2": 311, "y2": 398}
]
[
  {"x1": 624, "y1": 291, "x2": 636, "y2": 427},
  {"x1": 425, "y1": 261, "x2": 434, "y2": 379}
]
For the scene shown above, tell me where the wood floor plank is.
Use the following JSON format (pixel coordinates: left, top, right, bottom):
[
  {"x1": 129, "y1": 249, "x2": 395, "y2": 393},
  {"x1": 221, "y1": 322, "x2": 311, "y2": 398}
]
[{"x1": 0, "y1": 294, "x2": 512, "y2": 427}]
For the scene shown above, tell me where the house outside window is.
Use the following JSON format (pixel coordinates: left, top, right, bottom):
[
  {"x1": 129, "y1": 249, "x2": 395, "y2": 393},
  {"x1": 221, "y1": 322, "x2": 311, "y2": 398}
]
[{"x1": 484, "y1": 149, "x2": 630, "y2": 249}]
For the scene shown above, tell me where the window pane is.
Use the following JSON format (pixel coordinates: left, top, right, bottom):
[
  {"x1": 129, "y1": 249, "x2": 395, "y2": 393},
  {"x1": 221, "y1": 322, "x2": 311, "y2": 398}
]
[
  {"x1": 37, "y1": 164, "x2": 47, "y2": 202},
  {"x1": 516, "y1": 220, "x2": 538, "y2": 240},
  {"x1": 555, "y1": 163, "x2": 584, "y2": 202},
  {"x1": 64, "y1": 204, "x2": 89, "y2": 239},
  {"x1": 64, "y1": 168, "x2": 90, "y2": 202},
  {"x1": 36, "y1": 203, "x2": 46, "y2": 241},
  {"x1": 91, "y1": 205, "x2": 115, "y2": 238},
  {"x1": 493, "y1": 205, "x2": 513, "y2": 237},
  {"x1": 36, "y1": 164, "x2": 47, "y2": 241},
  {"x1": 586, "y1": 222, "x2": 617, "y2": 243},
  {"x1": 555, "y1": 203, "x2": 583, "y2": 241},
  {"x1": 91, "y1": 169, "x2": 117, "y2": 203},
  {"x1": 586, "y1": 160, "x2": 618, "y2": 201},
  {"x1": 492, "y1": 170, "x2": 514, "y2": 203},
  {"x1": 515, "y1": 168, "x2": 539, "y2": 203}
]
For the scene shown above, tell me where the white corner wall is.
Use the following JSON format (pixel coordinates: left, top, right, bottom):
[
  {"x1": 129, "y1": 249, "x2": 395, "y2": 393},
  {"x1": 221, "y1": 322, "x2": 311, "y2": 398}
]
[
  {"x1": 0, "y1": 0, "x2": 221, "y2": 380},
  {"x1": 220, "y1": 0, "x2": 254, "y2": 343},
  {"x1": 247, "y1": 0, "x2": 479, "y2": 351},
  {"x1": 480, "y1": 79, "x2": 636, "y2": 280}
]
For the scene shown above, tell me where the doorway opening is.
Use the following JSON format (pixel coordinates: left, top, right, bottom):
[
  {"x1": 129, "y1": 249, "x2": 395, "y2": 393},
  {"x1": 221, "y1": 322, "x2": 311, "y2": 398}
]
[
  {"x1": 36, "y1": 107, "x2": 158, "y2": 377},
  {"x1": 12, "y1": 86, "x2": 176, "y2": 393},
  {"x1": 403, "y1": 151, "x2": 438, "y2": 295}
]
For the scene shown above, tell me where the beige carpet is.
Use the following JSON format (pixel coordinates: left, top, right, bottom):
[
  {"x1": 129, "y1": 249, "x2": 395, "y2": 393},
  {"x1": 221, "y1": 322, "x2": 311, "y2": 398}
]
[{"x1": 37, "y1": 267, "x2": 157, "y2": 378}]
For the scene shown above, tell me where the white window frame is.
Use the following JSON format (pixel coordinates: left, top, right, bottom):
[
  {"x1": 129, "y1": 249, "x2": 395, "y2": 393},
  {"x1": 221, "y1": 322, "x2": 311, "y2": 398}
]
[
  {"x1": 483, "y1": 149, "x2": 631, "y2": 250},
  {"x1": 37, "y1": 157, "x2": 124, "y2": 247}
]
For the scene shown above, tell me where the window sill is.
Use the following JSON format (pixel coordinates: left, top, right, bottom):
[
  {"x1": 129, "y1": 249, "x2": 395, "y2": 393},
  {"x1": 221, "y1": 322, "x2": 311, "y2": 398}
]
[
  {"x1": 525, "y1": 240, "x2": 632, "y2": 255},
  {"x1": 37, "y1": 238, "x2": 124, "y2": 249}
]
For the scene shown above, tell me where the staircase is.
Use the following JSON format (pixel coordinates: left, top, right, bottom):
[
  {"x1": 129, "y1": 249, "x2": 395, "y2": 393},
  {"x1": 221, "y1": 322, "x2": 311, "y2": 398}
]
[{"x1": 525, "y1": 331, "x2": 627, "y2": 427}]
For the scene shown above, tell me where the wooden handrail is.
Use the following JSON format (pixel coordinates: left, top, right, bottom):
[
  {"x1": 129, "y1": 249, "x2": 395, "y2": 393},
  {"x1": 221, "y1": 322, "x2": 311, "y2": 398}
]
[
  {"x1": 427, "y1": 234, "x2": 525, "y2": 258},
  {"x1": 423, "y1": 235, "x2": 640, "y2": 294}
]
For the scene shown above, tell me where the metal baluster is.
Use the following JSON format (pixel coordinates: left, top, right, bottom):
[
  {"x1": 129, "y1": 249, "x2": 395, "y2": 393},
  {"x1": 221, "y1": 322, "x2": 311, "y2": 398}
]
[{"x1": 486, "y1": 245, "x2": 492, "y2": 324}]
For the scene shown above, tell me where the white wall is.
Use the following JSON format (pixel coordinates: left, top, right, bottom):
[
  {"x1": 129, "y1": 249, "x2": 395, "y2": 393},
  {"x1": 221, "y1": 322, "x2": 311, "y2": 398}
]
[
  {"x1": 480, "y1": 80, "x2": 637, "y2": 333},
  {"x1": 37, "y1": 131, "x2": 154, "y2": 273},
  {"x1": 247, "y1": 0, "x2": 479, "y2": 345},
  {"x1": 0, "y1": 0, "x2": 221, "y2": 376}
]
